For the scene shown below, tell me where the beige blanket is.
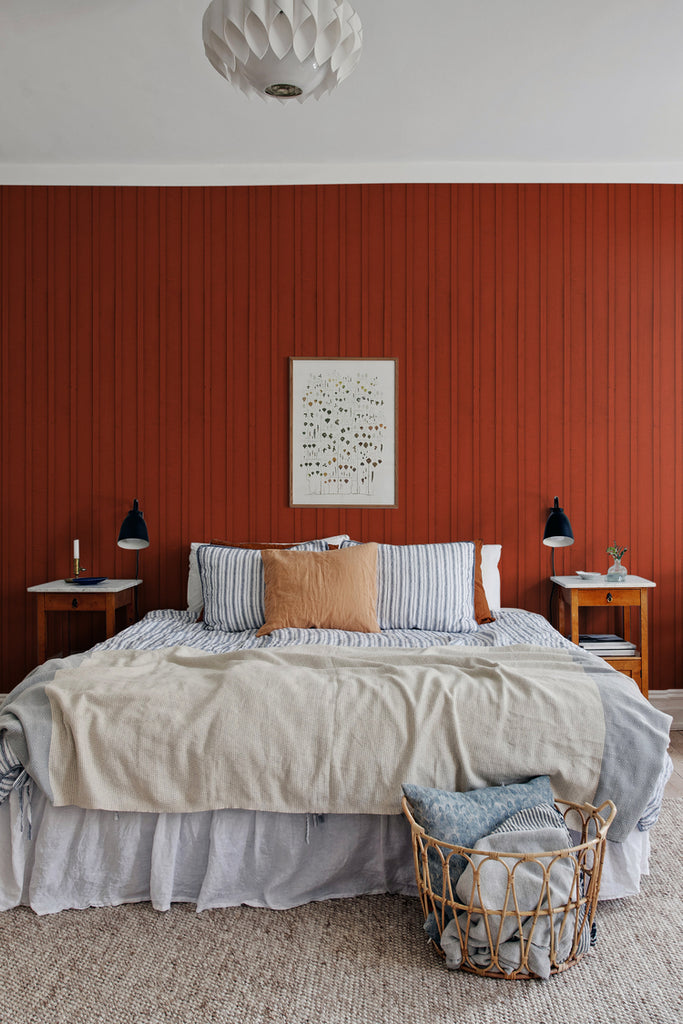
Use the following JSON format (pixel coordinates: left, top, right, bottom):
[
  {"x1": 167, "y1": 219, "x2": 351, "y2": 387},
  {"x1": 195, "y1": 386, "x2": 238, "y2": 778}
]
[{"x1": 46, "y1": 644, "x2": 605, "y2": 815}]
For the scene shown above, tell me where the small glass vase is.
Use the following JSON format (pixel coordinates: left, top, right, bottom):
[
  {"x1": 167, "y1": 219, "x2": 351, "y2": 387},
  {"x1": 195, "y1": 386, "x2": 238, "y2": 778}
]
[{"x1": 606, "y1": 557, "x2": 627, "y2": 582}]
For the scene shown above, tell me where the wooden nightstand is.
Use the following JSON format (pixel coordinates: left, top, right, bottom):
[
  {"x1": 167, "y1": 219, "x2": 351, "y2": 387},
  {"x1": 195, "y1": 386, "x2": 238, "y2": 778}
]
[
  {"x1": 27, "y1": 579, "x2": 143, "y2": 665},
  {"x1": 551, "y1": 575, "x2": 656, "y2": 698}
]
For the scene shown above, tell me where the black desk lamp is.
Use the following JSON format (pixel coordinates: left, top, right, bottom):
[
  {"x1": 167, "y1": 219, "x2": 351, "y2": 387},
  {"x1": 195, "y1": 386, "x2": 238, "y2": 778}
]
[
  {"x1": 117, "y1": 499, "x2": 150, "y2": 619},
  {"x1": 543, "y1": 496, "x2": 574, "y2": 621},
  {"x1": 543, "y1": 496, "x2": 574, "y2": 573}
]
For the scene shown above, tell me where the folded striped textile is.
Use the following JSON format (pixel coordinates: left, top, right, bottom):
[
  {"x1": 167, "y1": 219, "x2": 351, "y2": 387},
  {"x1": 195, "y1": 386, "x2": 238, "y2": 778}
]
[
  {"x1": 0, "y1": 732, "x2": 27, "y2": 803},
  {"x1": 0, "y1": 733, "x2": 32, "y2": 836}
]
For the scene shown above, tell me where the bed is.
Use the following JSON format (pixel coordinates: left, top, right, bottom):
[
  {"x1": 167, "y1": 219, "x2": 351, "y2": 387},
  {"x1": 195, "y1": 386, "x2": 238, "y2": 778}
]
[{"x1": 0, "y1": 538, "x2": 673, "y2": 916}]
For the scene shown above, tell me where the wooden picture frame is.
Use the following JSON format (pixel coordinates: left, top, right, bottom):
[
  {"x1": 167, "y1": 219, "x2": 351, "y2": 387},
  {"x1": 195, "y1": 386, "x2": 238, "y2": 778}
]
[{"x1": 290, "y1": 357, "x2": 398, "y2": 508}]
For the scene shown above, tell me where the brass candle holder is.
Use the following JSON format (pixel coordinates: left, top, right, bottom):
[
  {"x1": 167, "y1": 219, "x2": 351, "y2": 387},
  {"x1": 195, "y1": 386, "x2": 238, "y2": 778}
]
[{"x1": 69, "y1": 558, "x2": 87, "y2": 582}]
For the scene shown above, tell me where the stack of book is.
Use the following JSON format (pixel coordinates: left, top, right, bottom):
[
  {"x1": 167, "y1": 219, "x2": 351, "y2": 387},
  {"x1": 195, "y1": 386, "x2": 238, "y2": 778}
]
[{"x1": 578, "y1": 634, "x2": 637, "y2": 657}]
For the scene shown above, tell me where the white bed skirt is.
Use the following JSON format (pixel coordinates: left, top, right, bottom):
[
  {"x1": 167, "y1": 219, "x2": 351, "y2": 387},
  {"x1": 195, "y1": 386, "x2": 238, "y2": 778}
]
[{"x1": 0, "y1": 788, "x2": 650, "y2": 916}]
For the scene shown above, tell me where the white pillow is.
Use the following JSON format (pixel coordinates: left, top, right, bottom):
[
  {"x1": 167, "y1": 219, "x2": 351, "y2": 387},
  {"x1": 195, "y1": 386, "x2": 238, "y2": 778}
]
[
  {"x1": 481, "y1": 543, "x2": 502, "y2": 611},
  {"x1": 317, "y1": 535, "x2": 351, "y2": 548},
  {"x1": 185, "y1": 535, "x2": 350, "y2": 619},
  {"x1": 187, "y1": 541, "x2": 206, "y2": 619}
]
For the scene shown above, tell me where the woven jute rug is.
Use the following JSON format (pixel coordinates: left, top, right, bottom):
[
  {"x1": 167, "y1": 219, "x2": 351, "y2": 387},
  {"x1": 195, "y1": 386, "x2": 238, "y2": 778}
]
[{"x1": 2, "y1": 799, "x2": 681, "y2": 1024}]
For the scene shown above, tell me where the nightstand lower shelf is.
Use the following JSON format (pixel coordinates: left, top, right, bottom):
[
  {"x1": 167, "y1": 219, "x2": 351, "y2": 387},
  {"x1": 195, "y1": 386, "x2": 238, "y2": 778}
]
[{"x1": 601, "y1": 655, "x2": 642, "y2": 688}]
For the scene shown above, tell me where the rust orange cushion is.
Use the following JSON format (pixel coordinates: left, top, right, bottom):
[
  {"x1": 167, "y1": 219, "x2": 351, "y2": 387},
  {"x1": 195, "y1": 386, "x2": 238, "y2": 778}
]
[
  {"x1": 257, "y1": 543, "x2": 380, "y2": 636},
  {"x1": 474, "y1": 539, "x2": 495, "y2": 624}
]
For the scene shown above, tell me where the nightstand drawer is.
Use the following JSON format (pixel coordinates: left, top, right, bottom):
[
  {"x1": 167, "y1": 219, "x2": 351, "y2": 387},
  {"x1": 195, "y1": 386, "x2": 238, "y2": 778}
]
[
  {"x1": 570, "y1": 588, "x2": 642, "y2": 608},
  {"x1": 41, "y1": 592, "x2": 112, "y2": 612}
]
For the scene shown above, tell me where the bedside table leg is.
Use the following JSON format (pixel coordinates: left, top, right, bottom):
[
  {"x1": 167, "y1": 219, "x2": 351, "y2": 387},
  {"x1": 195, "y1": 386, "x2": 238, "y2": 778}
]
[
  {"x1": 105, "y1": 595, "x2": 116, "y2": 639},
  {"x1": 623, "y1": 606, "x2": 632, "y2": 644},
  {"x1": 36, "y1": 596, "x2": 47, "y2": 664},
  {"x1": 640, "y1": 591, "x2": 649, "y2": 699},
  {"x1": 570, "y1": 596, "x2": 580, "y2": 645}
]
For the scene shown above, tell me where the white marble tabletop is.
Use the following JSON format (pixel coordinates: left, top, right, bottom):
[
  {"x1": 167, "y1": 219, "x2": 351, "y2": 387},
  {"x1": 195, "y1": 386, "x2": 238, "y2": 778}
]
[
  {"x1": 27, "y1": 578, "x2": 143, "y2": 593},
  {"x1": 550, "y1": 575, "x2": 655, "y2": 589}
]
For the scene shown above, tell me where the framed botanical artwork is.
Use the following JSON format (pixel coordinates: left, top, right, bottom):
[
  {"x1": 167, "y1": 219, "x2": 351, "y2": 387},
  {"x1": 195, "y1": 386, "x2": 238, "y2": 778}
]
[{"x1": 290, "y1": 357, "x2": 398, "y2": 508}]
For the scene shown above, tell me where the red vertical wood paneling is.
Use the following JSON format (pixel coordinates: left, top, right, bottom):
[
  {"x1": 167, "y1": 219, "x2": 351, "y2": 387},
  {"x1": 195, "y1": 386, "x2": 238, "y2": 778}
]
[
  {"x1": 675, "y1": 188, "x2": 683, "y2": 686},
  {"x1": 387, "y1": 184, "x2": 408, "y2": 544},
  {"x1": 587, "y1": 188, "x2": 608, "y2": 582},
  {"x1": 1, "y1": 183, "x2": 682, "y2": 692},
  {"x1": 657, "y1": 187, "x2": 680, "y2": 684},
  {"x1": 408, "y1": 186, "x2": 430, "y2": 544},
  {"x1": 476, "y1": 186, "x2": 498, "y2": 548}
]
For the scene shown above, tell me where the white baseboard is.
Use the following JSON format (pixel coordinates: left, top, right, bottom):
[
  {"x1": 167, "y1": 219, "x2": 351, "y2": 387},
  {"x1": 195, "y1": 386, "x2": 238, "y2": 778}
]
[{"x1": 650, "y1": 689, "x2": 683, "y2": 730}]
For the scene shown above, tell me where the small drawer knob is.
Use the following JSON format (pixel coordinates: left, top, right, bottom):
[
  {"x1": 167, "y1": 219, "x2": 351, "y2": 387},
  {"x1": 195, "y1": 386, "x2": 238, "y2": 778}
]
[
  {"x1": 72, "y1": 598, "x2": 79, "y2": 608},
  {"x1": 606, "y1": 592, "x2": 613, "y2": 603}
]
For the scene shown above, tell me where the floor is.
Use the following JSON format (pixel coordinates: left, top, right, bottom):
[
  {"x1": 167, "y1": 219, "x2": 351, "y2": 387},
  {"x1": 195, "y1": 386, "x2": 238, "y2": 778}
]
[{"x1": 665, "y1": 727, "x2": 683, "y2": 797}]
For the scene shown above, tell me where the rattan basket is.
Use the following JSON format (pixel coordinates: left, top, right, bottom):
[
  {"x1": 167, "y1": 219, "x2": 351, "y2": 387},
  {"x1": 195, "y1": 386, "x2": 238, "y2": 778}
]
[{"x1": 402, "y1": 795, "x2": 616, "y2": 980}]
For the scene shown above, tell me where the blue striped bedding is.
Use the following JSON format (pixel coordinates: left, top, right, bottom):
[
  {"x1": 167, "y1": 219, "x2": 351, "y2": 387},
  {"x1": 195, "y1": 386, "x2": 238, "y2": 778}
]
[{"x1": 94, "y1": 606, "x2": 577, "y2": 656}]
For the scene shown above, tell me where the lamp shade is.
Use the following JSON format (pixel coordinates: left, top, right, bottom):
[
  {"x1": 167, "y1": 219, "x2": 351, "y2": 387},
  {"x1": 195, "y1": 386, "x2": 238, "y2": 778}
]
[
  {"x1": 117, "y1": 499, "x2": 150, "y2": 550},
  {"x1": 542, "y1": 497, "x2": 574, "y2": 548},
  {"x1": 202, "y1": 0, "x2": 363, "y2": 103}
]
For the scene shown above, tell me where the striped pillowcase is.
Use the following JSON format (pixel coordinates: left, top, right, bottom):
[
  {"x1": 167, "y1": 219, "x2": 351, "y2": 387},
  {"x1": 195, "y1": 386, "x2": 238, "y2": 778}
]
[
  {"x1": 198, "y1": 540, "x2": 328, "y2": 632},
  {"x1": 343, "y1": 540, "x2": 478, "y2": 632},
  {"x1": 0, "y1": 733, "x2": 28, "y2": 806}
]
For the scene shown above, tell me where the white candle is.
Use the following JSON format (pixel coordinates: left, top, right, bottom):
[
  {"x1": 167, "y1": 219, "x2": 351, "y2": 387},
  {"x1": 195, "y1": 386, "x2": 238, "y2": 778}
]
[{"x1": 73, "y1": 539, "x2": 79, "y2": 558}]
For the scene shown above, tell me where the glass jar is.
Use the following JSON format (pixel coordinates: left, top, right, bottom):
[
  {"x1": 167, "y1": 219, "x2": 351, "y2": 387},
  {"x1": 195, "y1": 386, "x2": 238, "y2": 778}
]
[{"x1": 606, "y1": 557, "x2": 627, "y2": 581}]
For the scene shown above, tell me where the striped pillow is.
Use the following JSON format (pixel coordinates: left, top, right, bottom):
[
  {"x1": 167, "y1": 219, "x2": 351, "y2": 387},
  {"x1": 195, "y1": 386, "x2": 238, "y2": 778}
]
[
  {"x1": 198, "y1": 540, "x2": 328, "y2": 632},
  {"x1": 376, "y1": 541, "x2": 479, "y2": 631},
  {"x1": 187, "y1": 535, "x2": 349, "y2": 619}
]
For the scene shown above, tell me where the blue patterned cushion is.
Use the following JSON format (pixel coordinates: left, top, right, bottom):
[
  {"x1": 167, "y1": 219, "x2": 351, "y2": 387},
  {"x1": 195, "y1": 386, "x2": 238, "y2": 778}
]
[
  {"x1": 403, "y1": 776, "x2": 555, "y2": 889},
  {"x1": 342, "y1": 540, "x2": 478, "y2": 631},
  {"x1": 198, "y1": 540, "x2": 328, "y2": 632}
]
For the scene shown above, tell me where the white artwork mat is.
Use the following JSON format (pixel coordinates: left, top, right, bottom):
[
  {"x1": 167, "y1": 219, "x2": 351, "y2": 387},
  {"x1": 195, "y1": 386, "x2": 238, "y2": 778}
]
[{"x1": 290, "y1": 358, "x2": 397, "y2": 507}]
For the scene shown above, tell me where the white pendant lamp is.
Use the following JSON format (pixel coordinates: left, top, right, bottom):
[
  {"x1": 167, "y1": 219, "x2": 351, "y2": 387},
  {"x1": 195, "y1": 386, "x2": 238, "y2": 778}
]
[{"x1": 202, "y1": 0, "x2": 363, "y2": 103}]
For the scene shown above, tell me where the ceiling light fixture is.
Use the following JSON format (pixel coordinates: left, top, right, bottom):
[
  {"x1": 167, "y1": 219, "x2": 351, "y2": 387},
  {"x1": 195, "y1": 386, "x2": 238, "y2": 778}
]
[{"x1": 202, "y1": 0, "x2": 363, "y2": 103}]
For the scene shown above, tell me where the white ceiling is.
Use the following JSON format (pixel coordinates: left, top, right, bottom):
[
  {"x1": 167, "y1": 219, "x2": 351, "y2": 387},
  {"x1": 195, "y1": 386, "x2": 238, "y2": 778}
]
[{"x1": 2, "y1": 0, "x2": 683, "y2": 186}]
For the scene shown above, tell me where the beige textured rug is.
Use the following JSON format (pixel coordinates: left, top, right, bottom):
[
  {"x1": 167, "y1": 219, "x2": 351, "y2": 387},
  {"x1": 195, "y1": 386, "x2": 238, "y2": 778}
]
[{"x1": 2, "y1": 800, "x2": 681, "y2": 1024}]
